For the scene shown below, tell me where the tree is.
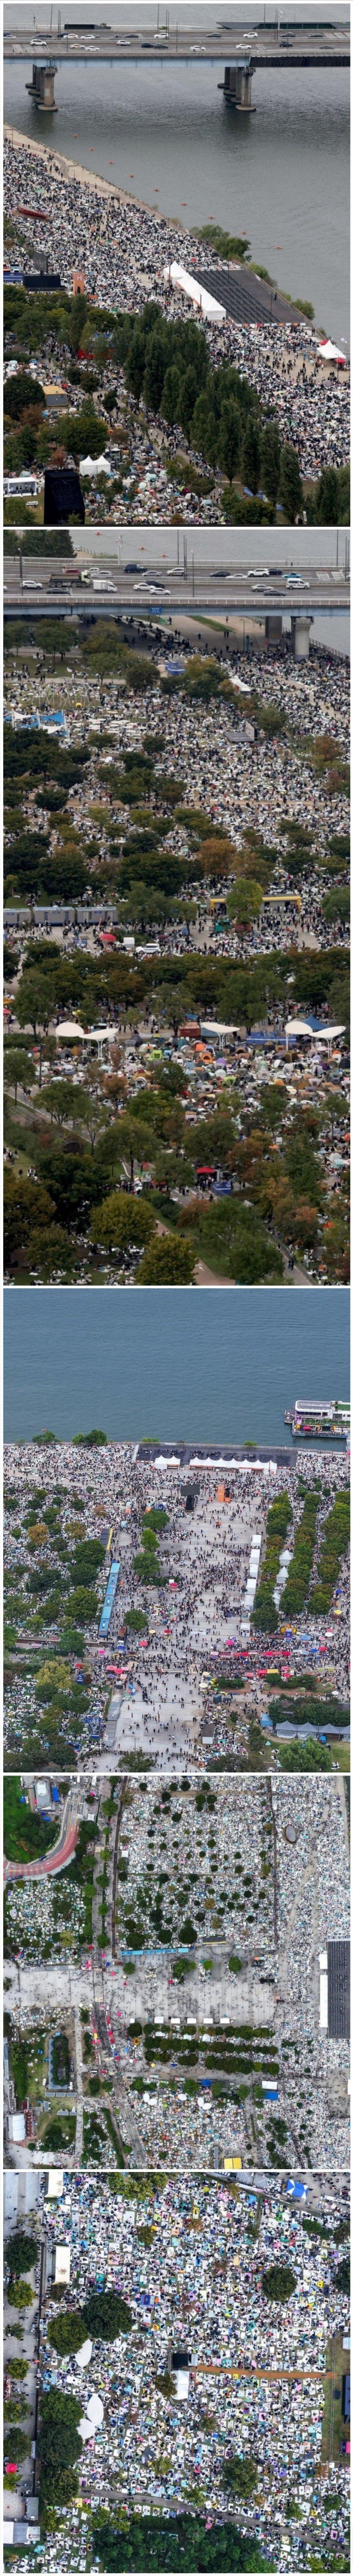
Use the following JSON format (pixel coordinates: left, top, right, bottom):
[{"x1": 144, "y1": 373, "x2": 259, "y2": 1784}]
[
  {"x1": 278, "y1": 1738, "x2": 332, "y2": 1772},
  {"x1": 138, "y1": 1234, "x2": 195, "y2": 1284},
  {"x1": 48, "y1": 2309, "x2": 86, "y2": 2355},
  {"x1": 82, "y1": 2288, "x2": 133, "y2": 2339},
  {"x1": 4, "y1": 369, "x2": 44, "y2": 418},
  {"x1": 7, "y1": 2279, "x2": 34, "y2": 2308},
  {"x1": 336, "y1": 2256, "x2": 350, "y2": 2295},
  {"x1": 218, "y1": 399, "x2": 241, "y2": 484},
  {"x1": 67, "y1": 292, "x2": 88, "y2": 352},
  {"x1": 223, "y1": 2456, "x2": 258, "y2": 2499},
  {"x1": 143, "y1": 328, "x2": 169, "y2": 412},
  {"x1": 191, "y1": 394, "x2": 217, "y2": 465},
  {"x1": 161, "y1": 364, "x2": 181, "y2": 428},
  {"x1": 227, "y1": 878, "x2": 264, "y2": 936},
  {"x1": 109, "y1": 1111, "x2": 154, "y2": 1192},
  {"x1": 40, "y1": 1080, "x2": 87, "y2": 1131},
  {"x1": 262, "y1": 2264, "x2": 296, "y2": 2300},
  {"x1": 37, "y1": 2387, "x2": 82, "y2": 2502},
  {"x1": 4, "y1": 2429, "x2": 29, "y2": 2462},
  {"x1": 260, "y1": 417, "x2": 281, "y2": 504},
  {"x1": 4, "y1": 1175, "x2": 54, "y2": 1269},
  {"x1": 25, "y1": 1224, "x2": 81, "y2": 1282},
  {"x1": 7, "y1": 2231, "x2": 38, "y2": 2277},
  {"x1": 278, "y1": 442, "x2": 303, "y2": 522},
  {"x1": 314, "y1": 466, "x2": 342, "y2": 524},
  {"x1": 91, "y1": 1193, "x2": 155, "y2": 1258},
  {"x1": 4, "y1": 1046, "x2": 34, "y2": 1106},
  {"x1": 241, "y1": 417, "x2": 262, "y2": 494},
  {"x1": 16, "y1": 973, "x2": 56, "y2": 1078},
  {"x1": 93, "y1": 2516, "x2": 264, "y2": 2570}
]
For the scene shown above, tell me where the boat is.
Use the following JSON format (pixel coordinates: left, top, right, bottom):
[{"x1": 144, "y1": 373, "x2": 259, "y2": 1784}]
[{"x1": 284, "y1": 1399, "x2": 350, "y2": 1443}]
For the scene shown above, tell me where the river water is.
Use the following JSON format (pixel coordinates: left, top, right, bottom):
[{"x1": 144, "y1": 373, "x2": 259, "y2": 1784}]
[
  {"x1": 4, "y1": 1287, "x2": 349, "y2": 1445},
  {"x1": 4, "y1": 35, "x2": 349, "y2": 343}
]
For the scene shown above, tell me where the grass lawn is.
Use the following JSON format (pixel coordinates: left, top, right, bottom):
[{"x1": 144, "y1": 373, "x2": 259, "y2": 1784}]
[
  {"x1": 321, "y1": 2333, "x2": 349, "y2": 2464},
  {"x1": 4, "y1": 1776, "x2": 58, "y2": 1863},
  {"x1": 40, "y1": 2109, "x2": 76, "y2": 2151},
  {"x1": 7, "y1": 2023, "x2": 48, "y2": 2106}
]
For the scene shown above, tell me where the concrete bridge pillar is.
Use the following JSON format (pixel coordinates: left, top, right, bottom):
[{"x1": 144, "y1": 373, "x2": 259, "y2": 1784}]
[
  {"x1": 25, "y1": 60, "x2": 58, "y2": 110},
  {"x1": 291, "y1": 613, "x2": 313, "y2": 660},
  {"x1": 265, "y1": 613, "x2": 283, "y2": 642},
  {"x1": 222, "y1": 60, "x2": 255, "y2": 110}
]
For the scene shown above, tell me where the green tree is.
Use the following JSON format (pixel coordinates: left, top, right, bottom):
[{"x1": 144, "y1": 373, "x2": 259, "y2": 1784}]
[
  {"x1": 4, "y1": 2429, "x2": 29, "y2": 2462},
  {"x1": 91, "y1": 1193, "x2": 155, "y2": 1258},
  {"x1": 7, "y1": 2279, "x2": 34, "y2": 2308},
  {"x1": 278, "y1": 1738, "x2": 332, "y2": 1772},
  {"x1": 16, "y1": 972, "x2": 56, "y2": 1077},
  {"x1": 143, "y1": 329, "x2": 168, "y2": 412},
  {"x1": 336, "y1": 2256, "x2": 350, "y2": 2295},
  {"x1": 48, "y1": 2309, "x2": 86, "y2": 2355},
  {"x1": 260, "y1": 417, "x2": 281, "y2": 504},
  {"x1": 82, "y1": 2288, "x2": 133, "y2": 2339},
  {"x1": 278, "y1": 443, "x2": 303, "y2": 522},
  {"x1": 223, "y1": 2456, "x2": 258, "y2": 2499},
  {"x1": 6, "y1": 2231, "x2": 38, "y2": 2277},
  {"x1": 218, "y1": 399, "x2": 241, "y2": 484},
  {"x1": 161, "y1": 364, "x2": 181, "y2": 427},
  {"x1": 37, "y1": 2387, "x2": 82, "y2": 2502},
  {"x1": 138, "y1": 1234, "x2": 195, "y2": 1283},
  {"x1": 262, "y1": 2264, "x2": 296, "y2": 2300},
  {"x1": 4, "y1": 1175, "x2": 54, "y2": 1269},
  {"x1": 26, "y1": 1225, "x2": 81, "y2": 1282},
  {"x1": 93, "y1": 2516, "x2": 264, "y2": 2570},
  {"x1": 67, "y1": 292, "x2": 88, "y2": 352},
  {"x1": 241, "y1": 417, "x2": 262, "y2": 494},
  {"x1": 3, "y1": 1046, "x2": 34, "y2": 1106}
]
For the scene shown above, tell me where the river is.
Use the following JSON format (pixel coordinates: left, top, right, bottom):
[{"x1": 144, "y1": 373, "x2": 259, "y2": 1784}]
[
  {"x1": 3, "y1": 31, "x2": 349, "y2": 343},
  {"x1": 4, "y1": 1287, "x2": 349, "y2": 1445}
]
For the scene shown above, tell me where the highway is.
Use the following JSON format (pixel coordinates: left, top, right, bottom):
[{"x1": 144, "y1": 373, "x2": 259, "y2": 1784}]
[
  {"x1": 3, "y1": 564, "x2": 350, "y2": 618},
  {"x1": 4, "y1": 25, "x2": 350, "y2": 65}
]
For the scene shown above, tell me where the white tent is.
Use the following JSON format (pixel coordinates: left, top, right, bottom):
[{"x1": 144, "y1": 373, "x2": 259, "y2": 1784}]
[
  {"x1": 318, "y1": 337, "x2": 347, "y2": 365},
  {"x1": 285, "y1": 1019, "x2": 314, "y2": 1044},
  {"x1": 79, "y1": 452, "x2": 111, "y2": 477},
  {"x1": 314, "y1": 1024, "x2": 345, "y2": 1043},
  {"x1": 154, "y1": 1455, "x2": 180, "y2": 1469},
  {"x1": 56, "y1": 1020, "x2": 85, "y2": 1042},
  {"x1": 75, "y1": 2339, "x2": 93, "y2": 2369},
  {"x1": 163, "y1": 260, "x2": 226, "y2": 322},
  {"x1": 79, "y1": 2392, "x2": 104, "y2": 2440}
]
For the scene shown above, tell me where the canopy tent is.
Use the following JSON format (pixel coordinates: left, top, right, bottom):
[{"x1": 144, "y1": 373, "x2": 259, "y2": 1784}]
[
  {"x1": 56, "y1": 1020, "x2": 85, "y2": 1042},
  {"x1": 318, "y1": 337, "x2": 347, "y2": 364},
  {"x1": 75, "y1": 2339, "x2": 93, "y2": 2369},
  {"x1": 163, "y1": 260, "x2": 226, "y2": 322},
  {"x1": 79, "y1": 452, "x2": 111, "y2": 476}
]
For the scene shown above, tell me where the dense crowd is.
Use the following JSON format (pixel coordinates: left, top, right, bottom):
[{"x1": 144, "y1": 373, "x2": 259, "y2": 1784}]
[
  {"x1": 4, "y1": 1443, "x2": 349, "y2": 1775},
  {"x1": 4, "y1": 629, "x2": 350, "y2": 964},
  {"x1": 4, "y1": 134, "x2": 350, "y2": 490},
  {"x1": 5, "y1": 2169, "x2": 349, "y2": 2572}
]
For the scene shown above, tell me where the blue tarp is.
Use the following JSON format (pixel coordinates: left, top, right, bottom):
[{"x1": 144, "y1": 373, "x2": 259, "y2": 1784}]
[{"x1": 98, "y1": 1559, "x2": 120, "y2": 1640}]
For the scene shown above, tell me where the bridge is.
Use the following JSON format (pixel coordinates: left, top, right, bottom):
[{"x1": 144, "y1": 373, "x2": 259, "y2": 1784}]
[
  {"x1": 4, "y1": 559, "x2": 350, "y2": 658},
  {"x1": 4, "y1": 22, "x2": 350, "y2": 66},
  {"x1": 4, "y1": 21, "x2": 349, "y2": 118}
]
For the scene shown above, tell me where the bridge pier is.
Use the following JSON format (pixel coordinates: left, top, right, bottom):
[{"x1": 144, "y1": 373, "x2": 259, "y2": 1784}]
[
  {"x1": 25, "y1": 59, "x2": 58, "y2": 110},
  {"x1": 291, "y1": 613, "x2": 313, "y2": 660},
  {"x1": 220, "y1": 60, "x2": 255, "y2": 111},
  {"x1": 265, "y1": 614, "x2": 283, "y2": 642}
]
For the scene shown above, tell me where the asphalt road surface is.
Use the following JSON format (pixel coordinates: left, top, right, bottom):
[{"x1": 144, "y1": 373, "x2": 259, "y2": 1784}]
[{"x1": 4, "y1": 565, "x2": 350, "y2": 616}]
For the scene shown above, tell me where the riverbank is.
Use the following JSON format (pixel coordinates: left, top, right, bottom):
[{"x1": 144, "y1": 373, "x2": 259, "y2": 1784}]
[{"x1": 4, "y1": 119, "x2": 188, "y2": 234}]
